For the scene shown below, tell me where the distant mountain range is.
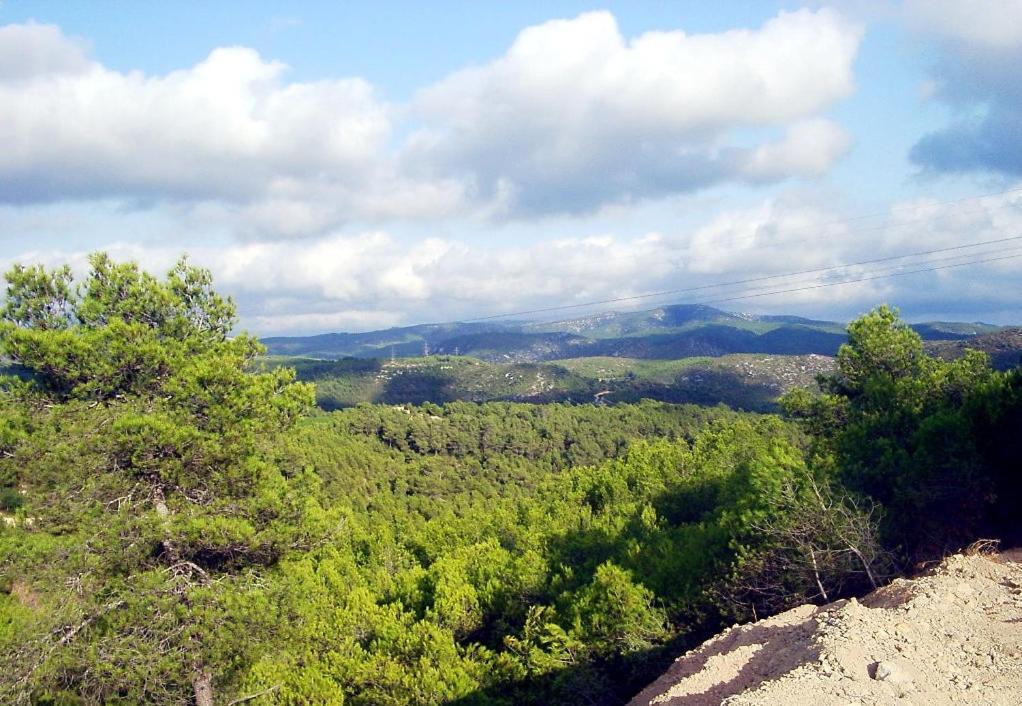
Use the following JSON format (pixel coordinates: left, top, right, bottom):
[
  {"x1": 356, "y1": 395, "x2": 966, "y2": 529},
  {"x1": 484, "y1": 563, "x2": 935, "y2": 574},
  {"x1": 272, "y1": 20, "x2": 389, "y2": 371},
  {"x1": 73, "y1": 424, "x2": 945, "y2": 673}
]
[
  {"x1": 262, "y1": 303, "x2": 1008, "y2": 362},
  {"x1": 258, "y1": 305, "x2": 1020, "y2": 411}
]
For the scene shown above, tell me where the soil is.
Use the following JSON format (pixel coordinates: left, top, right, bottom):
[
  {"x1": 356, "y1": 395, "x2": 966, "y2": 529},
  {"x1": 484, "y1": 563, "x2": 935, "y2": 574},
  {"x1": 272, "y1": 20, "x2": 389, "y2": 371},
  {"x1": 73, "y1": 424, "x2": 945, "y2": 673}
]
[{"x1": 628, "y1": 550, "x2": 1022, "y2": 705}]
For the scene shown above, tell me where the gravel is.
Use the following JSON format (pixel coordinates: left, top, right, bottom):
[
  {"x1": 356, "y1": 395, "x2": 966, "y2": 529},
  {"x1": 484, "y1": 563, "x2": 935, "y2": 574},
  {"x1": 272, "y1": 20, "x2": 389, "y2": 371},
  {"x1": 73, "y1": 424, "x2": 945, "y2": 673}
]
[{"x1": 628, "y1": 550, "x2": 1022, "y2": 706}]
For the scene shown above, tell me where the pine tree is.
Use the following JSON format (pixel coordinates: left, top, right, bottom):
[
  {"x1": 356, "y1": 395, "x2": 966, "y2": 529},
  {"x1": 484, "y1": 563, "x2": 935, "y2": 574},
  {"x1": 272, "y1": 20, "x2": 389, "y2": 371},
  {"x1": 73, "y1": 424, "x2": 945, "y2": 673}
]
[{"x1": 0, "y1": 254, "x2": 319, "y2": 705}]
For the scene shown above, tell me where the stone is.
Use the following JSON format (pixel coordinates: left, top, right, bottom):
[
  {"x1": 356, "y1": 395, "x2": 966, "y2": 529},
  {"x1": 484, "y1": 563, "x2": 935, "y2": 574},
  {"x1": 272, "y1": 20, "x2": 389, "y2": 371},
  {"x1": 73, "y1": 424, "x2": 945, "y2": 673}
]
[{"x1": 874, "y1": 660, "x2": 914, "y2": 685}]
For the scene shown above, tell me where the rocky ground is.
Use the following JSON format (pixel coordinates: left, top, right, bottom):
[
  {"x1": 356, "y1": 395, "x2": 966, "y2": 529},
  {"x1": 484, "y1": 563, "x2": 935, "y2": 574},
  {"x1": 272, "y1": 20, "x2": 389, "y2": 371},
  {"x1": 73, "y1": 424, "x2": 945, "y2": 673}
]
[{"x1": 629, "y1": 549, "x2": 1022, "y2": 705}]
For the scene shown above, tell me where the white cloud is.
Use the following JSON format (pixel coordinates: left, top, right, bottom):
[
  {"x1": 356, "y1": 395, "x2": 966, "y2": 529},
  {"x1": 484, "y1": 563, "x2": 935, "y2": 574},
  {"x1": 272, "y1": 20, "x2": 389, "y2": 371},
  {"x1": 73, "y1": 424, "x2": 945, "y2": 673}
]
[
  {"x1": 0, "y1": 11, "x2": 862, "y2": 234},
  {"x1": 249, "y1": 310, "x2": 405, "y2": 335},
  {"x1": 405, "y1": 9, "x2": 862, "y2": 216},
  {"x1": 884, "y1": 188, "x2": 1022, "y2": 249},
  {"x1": 0, "y1": 23, "x2": 390, "y2": 211},
  {"x1": 686, "y1": 200, "x2": 857, "y2": 275},
  {"x1": 742, "y1": 120, "x2": 853, "y2": 181},
  {"x1": 7, "y1": 187, "x2": 1020, "y2": 334},
  {"x1": 904, "y1": 0, "x2": 1022, "y2": 49},
  {"x1": 0, "y1": 21, "x2": 89, "y2": 81}
]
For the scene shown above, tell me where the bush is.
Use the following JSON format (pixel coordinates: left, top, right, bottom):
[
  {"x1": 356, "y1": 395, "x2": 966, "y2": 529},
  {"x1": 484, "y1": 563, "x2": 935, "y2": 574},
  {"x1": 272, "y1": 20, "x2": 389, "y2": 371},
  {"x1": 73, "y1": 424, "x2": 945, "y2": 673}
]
[{"x1": 0, "y1": 488, "x2": 20, "y2": 512}]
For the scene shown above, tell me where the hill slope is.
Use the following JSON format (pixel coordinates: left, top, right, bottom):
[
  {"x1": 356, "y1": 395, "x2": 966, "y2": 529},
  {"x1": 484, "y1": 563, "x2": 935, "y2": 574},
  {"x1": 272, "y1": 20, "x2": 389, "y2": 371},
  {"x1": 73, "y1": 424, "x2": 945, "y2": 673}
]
[
  {"x1": 628, "y1": 551, "x2": 1022, "y2": 705},
  {"x1": 265, "y1": 327, "x2": 1022, "y2": 412},
  {"x1": 261, "y1": 352, "x2": 835, "y2": 411},
  {"x1": 262, "y1": 304, "x2": 1005, "y2": 363},
  {"x1": 926, "y1": 327, "x2": 1022, "y2": 371}
]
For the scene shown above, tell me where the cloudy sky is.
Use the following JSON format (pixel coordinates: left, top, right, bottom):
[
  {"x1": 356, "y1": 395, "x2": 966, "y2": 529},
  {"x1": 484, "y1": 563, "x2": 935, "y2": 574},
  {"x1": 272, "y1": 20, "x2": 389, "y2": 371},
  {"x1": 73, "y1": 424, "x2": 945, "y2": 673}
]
[{"x1": 1, "y1": 1, "x2": 1021, "y2": 334}]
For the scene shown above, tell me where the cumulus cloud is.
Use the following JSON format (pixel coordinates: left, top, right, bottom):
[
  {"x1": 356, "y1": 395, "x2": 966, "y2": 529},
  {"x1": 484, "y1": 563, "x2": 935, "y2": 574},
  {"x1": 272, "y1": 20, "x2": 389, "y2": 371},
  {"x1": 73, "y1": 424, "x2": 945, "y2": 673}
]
[
  {"x1": 0, "y1": 11, "x2": 862, "y2": 234},
  {"x1": 883, "y1": 187, "x2": 1022, "y2": 249},
  {"x1": 903, "y1": 0, "x2": 1022, "y2": 49},
  {"x1": 905, "y1": 1, "x2": 1022, "y2": 177},
  {"x1": 405, "y1": 9, "x2": 862, "y2": 216},
  {"x1": 685, "y1": 200, "x2": 859, "y2": 275},
  {"x1": 674, "y1": 191, "x2": 1022, "y2": 322},
  {"x1": 0, "y1": 21, "x2": 90, "y2": 81},
  {"x1": 741, "y1": 120, "x2": 853, "y2": 181},
  {"x1": 0, "y1": 26, "x2": 389, "y2": 207},
  {"x1": 7, "y1": 187, "x2": 1019, "y2": 334}
]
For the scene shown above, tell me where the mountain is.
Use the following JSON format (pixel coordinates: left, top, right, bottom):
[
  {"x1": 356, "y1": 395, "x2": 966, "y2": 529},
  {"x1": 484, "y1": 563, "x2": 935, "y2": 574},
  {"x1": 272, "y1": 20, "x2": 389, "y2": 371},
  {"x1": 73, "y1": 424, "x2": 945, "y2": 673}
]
[
  {"x1": 259, "y1": 321, "x2": 515, "y2": 358},
  {"x1": 261, "y1": 303, "x2": 1004, "y2": 363}
]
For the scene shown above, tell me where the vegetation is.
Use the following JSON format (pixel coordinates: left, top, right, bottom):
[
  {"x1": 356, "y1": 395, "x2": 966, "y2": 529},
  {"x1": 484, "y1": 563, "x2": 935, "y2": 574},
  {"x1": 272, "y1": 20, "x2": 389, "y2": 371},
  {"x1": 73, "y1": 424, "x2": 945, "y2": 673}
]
[
  {"x1": 264, "y1": 352, "x2": 832, "y2": 412},
  {"x1": 1, "y1": 257, "x2": 1019, "y2": 705},
  {"x1": 784, "y1": 305, "x2": 1022, "y2": 560},
  {"x1": 0, "y1": 256, "x2": 320, "y2": 705},
  {"x1": 926, "y1": 326, "x2": 1022, "y2": 371}
]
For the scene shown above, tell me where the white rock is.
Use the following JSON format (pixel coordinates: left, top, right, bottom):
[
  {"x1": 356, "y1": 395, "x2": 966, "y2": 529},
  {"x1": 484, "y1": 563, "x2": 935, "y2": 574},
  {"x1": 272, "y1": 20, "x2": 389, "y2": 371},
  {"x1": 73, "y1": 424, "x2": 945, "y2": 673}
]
[{"x1": 874, "y1": 660, "x2": 914, "y2": 685}]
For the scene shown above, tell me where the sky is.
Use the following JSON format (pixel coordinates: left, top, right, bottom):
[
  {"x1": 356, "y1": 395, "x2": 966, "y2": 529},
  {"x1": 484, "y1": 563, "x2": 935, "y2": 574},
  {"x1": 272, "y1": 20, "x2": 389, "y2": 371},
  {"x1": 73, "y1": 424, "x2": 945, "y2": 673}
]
[{"x1": 1, "y1": 1, "x2": 1021, "y2": 335}]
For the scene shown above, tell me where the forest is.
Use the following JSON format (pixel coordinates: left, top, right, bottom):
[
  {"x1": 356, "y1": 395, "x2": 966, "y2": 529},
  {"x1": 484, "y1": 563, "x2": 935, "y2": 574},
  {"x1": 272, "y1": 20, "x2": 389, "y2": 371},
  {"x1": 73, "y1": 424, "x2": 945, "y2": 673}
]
[{"x1": 1, "y1": 256, "x2": 1020, "y2": 705}]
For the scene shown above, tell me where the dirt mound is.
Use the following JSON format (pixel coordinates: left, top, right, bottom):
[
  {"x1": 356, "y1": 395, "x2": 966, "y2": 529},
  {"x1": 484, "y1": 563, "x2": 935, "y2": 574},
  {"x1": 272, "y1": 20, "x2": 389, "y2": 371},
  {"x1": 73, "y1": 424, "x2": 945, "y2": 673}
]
[{"x1": 629, "y1": 550, "x2": 1022, "y2": 705}]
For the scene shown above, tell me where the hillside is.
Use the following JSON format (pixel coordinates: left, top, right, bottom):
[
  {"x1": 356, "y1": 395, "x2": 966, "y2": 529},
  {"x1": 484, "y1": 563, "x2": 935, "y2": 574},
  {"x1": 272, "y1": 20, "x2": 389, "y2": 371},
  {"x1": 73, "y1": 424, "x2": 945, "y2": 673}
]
[
  {"x1": 629, "y1": 550, "x2": 1022, "y2": 706},
  {"x1": 5, "y1": 258, "x2": 1022, "y2": 706},
  {"x1": 926, "y1": 327, "x2": 1022, "y2": 371},
  {"x1": 547, "y1": 353, "x2": 834, "y2": 409},
  {"x1": 260, "y1": 352, "x2": 835, "y2": 411},
  {"x1": 261, "y1": 304, "x2": 1003, "y2": 363},
  {"x1": 258, "y1": 315, "x2": 1022, "y2": 414},
  {"x1": 258, "y1": 306, "x2": 1020, "y2": 412}
]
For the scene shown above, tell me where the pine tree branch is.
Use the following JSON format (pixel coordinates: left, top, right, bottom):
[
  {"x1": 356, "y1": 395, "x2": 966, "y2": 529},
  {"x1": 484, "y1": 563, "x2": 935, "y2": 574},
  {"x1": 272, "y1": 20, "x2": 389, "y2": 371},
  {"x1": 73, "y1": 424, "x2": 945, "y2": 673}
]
[{"x1": 226, "y1": 684, "x2": 281, "y2": 705}]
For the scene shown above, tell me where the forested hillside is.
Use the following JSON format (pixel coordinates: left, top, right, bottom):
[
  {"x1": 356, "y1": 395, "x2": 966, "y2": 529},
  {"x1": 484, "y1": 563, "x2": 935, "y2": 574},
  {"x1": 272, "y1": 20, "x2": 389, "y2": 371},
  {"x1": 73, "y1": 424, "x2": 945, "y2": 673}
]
[
  {"x1": 262, "y1": 328, "x2": 1022, "y2": 414},
  {"x1": 262, "y1": 352, "x2": 834, "y2": 412},
  {"x1": 926, "y1": 327, "x2": 1022, "y2": 371},
  {"x1": 1, "y1": 258, "x2": 1020, "y2": 706}
]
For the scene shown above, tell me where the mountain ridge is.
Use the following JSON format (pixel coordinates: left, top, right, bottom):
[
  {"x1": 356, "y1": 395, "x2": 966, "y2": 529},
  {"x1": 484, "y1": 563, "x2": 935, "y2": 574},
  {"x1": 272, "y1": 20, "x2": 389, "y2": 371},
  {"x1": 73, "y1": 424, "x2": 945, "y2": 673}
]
[{"x1": 261, "y1": 303, "x2": 1006, "y2": 362}]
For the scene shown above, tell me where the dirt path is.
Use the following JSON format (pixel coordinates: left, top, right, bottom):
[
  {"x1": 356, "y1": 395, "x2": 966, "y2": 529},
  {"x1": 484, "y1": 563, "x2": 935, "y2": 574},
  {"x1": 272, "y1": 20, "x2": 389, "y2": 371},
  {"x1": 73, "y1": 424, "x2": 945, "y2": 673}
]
[{"x1": 628, "y1": 550, "x2": 1022, "y2": 705}]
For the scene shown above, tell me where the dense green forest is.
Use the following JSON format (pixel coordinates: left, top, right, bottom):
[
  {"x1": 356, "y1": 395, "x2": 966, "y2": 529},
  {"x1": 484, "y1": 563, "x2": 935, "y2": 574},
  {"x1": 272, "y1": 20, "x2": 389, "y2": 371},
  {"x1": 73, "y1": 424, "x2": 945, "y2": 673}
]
[{"x1": 1, "y1": 257, "x2": 1019, "y2": 705}]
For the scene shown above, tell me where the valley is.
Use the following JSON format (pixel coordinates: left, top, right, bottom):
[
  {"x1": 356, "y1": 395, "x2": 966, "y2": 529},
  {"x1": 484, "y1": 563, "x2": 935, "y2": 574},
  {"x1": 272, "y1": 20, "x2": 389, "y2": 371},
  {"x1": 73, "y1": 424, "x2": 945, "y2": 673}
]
[{"x1": 4, "y1": 5, "x2": 1022, "y2": 704}]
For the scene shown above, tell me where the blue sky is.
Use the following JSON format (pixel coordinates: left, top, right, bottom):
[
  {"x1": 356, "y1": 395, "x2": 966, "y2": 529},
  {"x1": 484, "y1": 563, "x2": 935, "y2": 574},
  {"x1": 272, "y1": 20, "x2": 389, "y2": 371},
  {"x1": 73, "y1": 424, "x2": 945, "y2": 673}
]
[{"x1": 1, "y1": 1, "x2": 1020, "y2": 334}]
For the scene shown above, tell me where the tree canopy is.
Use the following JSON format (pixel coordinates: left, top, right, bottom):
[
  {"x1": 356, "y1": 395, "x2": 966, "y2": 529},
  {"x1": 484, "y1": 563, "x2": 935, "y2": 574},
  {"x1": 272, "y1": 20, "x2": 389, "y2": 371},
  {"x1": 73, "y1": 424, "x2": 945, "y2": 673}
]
[
  {"x1": 1, "y1": 263, "x2": 1018, "y2": 706},
  {"x1": 0, "y1": 254, "x2": 318, "y2": 705},
  {"x1": 784, "y1": 304, "x2": 1022, "y2": 558}
]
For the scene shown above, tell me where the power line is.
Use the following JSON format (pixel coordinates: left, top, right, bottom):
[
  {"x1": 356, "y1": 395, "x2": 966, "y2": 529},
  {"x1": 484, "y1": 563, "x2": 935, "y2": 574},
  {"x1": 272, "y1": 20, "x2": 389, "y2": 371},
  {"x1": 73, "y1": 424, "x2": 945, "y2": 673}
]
[
  {"x1": 646, "y1": 246, "x2": 1022, "y2": 315},
  {"x1": 323, "y1": 184, "x2": 1022, "y2": 333},
  {"x1": 701, "y1": 252, "x2": 1022, "y2": 308},
  {"x1": 464, "y1": 235, "x2": 1022, "y2": 323},
  {"x1": 518, "y1": 250, "x2": 1022, "y2": 329},
  {"x1": 395, "y1": 185, "x2": 1022, "y2": 329},
  {"x1": 753, "y1": 184, "x2": 1022, "y2": 235},
  {"x1": 522, "y1": 184, "x2": 1022, "y2": 277},
  {"x1": 700, "y1": 196, "x2": 1022, "y2": 253},
  {"x1": 694, "y1": 245, "x2": 1022, "y2": 301}
]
